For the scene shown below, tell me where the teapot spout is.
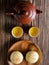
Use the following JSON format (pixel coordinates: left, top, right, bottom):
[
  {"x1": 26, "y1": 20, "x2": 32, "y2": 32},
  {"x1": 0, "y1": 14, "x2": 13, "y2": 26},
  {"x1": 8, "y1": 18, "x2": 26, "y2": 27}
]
[{"x1": 36, "y1": 9, "x2": 42, "y2": 14}]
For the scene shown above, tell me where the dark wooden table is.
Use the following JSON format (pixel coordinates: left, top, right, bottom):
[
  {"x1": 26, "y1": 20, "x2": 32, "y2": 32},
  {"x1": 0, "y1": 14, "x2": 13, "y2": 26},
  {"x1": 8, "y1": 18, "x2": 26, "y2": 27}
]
[{"x1": 0, "y1": 0, "x2": 49, "y2": 65}]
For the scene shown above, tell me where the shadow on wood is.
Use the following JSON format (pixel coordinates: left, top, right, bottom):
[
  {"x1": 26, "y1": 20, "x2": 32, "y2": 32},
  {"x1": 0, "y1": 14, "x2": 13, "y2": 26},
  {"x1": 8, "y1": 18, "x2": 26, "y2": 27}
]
[
  {"x1": 1, "y1": 37, "x2": 21, "y2": 65},
  {"x1": 4, "y1": 17, "x2": 19, "y2": 33}
]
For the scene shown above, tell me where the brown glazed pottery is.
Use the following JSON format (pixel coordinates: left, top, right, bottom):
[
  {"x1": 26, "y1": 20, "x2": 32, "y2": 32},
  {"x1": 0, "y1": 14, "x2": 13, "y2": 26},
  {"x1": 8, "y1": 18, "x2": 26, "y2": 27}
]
[
  {"x1": 8, "y1": 40, "x2": 42, "y2": 65},
  {"x1": 6, "y1": 1, "x2": 42, "y2": 24}
]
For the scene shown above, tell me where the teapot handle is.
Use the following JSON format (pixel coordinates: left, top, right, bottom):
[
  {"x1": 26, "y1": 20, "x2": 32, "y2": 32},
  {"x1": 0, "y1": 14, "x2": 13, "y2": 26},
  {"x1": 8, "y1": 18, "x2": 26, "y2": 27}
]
[
  {"x1": 36, "y1": 9, "x2": 42, "y2": 14},
  {"x1": 6, "y1": 12, "x2": 19, "y2": 21},
  {"x1": 6, "y1": 12, "x2": 14, "y2": 16},
  {"x1": 6, "y1": 8, "x2": 16, "y2": 16}
]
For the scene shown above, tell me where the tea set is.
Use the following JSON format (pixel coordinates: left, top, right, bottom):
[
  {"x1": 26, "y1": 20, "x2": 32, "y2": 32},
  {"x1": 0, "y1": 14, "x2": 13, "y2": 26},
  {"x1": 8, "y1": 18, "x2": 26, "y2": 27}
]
[
  {"x1": 6, "y1": 1, "x2": 42, "y2": 24},
  {"x1": 6, "y1": 1, "x2": 42, "y2": 65}
]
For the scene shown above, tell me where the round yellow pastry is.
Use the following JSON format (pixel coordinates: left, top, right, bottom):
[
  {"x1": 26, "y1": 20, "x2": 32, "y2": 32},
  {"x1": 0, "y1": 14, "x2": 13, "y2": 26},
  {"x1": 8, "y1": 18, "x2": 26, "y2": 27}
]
[
  {"x1": 10, "y1": 51, "x2": 23, "y2": 64},
  {"x1": 12, "y1": 26, "x2": 23, "y2": 38},
  {"x1": 26, "y1": 51, "x2": 39, "y2": 64},
  {"x1": 29, "y1": 27, "x2": 40, "y2": 37}
]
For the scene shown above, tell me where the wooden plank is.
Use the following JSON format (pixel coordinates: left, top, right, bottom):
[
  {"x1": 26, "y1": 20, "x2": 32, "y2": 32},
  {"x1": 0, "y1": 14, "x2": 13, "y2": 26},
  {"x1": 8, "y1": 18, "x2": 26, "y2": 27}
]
[
  {"x1": 0, "y1": 0, "x2": 49, "y2": 65},
  {"x1": 44, "y1": 0, "x2": 49, "y2": 65}
]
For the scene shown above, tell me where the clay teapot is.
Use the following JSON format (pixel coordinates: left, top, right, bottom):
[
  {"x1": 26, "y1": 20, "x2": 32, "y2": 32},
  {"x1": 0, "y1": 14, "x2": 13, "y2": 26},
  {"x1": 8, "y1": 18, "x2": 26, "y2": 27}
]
[{"x1": 6, "y1": 1, "x2": 42, "y2": 24}]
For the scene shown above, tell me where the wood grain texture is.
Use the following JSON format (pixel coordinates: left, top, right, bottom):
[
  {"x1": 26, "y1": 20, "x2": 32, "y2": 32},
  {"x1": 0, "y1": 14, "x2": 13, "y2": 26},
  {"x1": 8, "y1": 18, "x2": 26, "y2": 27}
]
[{"x1": 0, "y1": 0, "x2": 49, "y2": 65}]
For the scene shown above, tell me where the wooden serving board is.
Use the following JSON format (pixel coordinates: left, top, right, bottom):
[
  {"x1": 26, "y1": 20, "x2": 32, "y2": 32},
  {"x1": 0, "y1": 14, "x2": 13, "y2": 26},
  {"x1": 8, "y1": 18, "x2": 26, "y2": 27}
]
[{"x1": 8, "y1": 40, "x2": 42, "y2": 65}]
